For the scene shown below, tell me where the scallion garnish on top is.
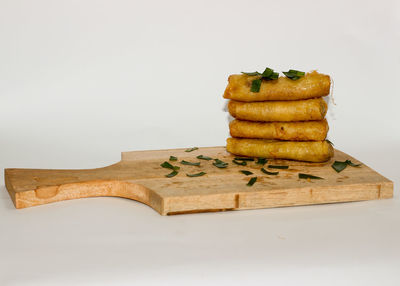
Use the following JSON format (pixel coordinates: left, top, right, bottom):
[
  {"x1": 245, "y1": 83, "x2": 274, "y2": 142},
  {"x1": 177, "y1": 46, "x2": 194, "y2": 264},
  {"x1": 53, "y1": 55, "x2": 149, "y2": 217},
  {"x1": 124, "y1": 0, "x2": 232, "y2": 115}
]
[
  {"x1": 243, "y1": 67, "x2": 279, "y2": 93},
  {"x1": 283, "y1": 69, "x2": 305, "y2": 80},
  {"x1": 241, "y1": 71, "x2": 261, "y2": 76},
  {"x1": 250, "y1": 79, "x2": 262, "y2": 92},
  {"x1": 261, "y1": 67, "x2": 279, "y2": 80}
]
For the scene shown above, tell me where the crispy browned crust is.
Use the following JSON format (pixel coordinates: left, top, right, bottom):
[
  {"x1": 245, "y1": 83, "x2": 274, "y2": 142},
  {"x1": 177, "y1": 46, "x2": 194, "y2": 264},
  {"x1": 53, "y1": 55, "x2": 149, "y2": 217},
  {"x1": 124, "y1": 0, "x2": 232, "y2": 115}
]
[
  {"x1": 226, "y1": 138, "x2": 334, "y2": 162},
  {"x1": 228, "y1": 98, "x2": 327, "y2": 122},
  {"x1": 229, "y1": 119, "x2": 329, "y2": 141},
  {"x1": 223, "y1": 71, "x2": 331, "y2": 102}
]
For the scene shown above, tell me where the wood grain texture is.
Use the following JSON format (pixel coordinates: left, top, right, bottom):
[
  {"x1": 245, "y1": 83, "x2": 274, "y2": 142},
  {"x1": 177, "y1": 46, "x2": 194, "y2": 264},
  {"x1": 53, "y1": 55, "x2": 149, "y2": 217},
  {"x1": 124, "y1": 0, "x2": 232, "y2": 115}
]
[{"x1": 4, "y1": 147, "x2": 393, "y2": 215}]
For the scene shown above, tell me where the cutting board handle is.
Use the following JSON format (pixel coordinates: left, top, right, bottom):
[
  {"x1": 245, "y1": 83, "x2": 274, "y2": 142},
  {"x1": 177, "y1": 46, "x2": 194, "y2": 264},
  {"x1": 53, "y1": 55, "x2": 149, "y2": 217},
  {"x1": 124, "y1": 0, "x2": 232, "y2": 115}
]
[{"x1": 4, "y1": 168, "x2": 160, "y2": 211}]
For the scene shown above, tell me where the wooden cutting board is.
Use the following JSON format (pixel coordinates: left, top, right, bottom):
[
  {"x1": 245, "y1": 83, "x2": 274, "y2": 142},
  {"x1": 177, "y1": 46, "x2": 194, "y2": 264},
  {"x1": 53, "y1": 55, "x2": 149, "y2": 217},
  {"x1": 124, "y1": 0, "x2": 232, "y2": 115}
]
[{"x1": 4, "y1": 147, "x2": 393, "y2": 215}]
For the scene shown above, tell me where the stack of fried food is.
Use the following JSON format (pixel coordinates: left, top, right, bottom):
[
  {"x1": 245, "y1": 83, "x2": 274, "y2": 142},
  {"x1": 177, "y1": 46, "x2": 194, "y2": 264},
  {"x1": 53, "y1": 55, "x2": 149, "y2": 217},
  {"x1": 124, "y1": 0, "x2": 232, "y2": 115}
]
[{"x1": 223, "y1": 69, "x2": 334, "y2": 163}]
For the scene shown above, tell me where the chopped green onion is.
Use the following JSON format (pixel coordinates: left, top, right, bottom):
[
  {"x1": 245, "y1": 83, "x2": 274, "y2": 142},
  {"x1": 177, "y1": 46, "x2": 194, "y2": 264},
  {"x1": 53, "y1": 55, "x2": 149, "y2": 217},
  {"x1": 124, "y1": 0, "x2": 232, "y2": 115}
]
[
  {"x1": 332, "y1": 160, "x2": 362, "y2": 173},
  {"x1": 245, "y1": 67, "x2": 280, "y2": 93},
  {"x1": 185, "y1": 147, "x2": 198, "y2": 152},
  {"x1": 169, "y1": 156, "x2": 178, "y2": 161},
  {"x1": 161, "y1": 161, "x2": 180, "y2": 170},
  {"x1": 240, "y1": 170, "x2": 253, "y2": 176},
  {"x1": 241, "y1": 71, "x2": 261, "y2": 76},
  {"x1": 270, "y1": 72, "x2": 279, "y2": 80},
  {"x1": 165, "y1": 170, "x2": 178, "y2": 178},
  {"x1": 289, "y1": 69, "x2": 305, "y2": 75},
  {"x1": 256, "y1": 158, "x2": 267, "y2": 165},
  {"x1": 267, "y1": 165, "x2": 289, "y2": 169},
  {"x1": 345, "y1": 160, "x2": 361, "y2": 167},
  {"x1": 261, "y1": 168, "x2": 279, "y2": 175},
  {"x1": 234, "y1": 157, "x2": 254, "y2": 161},
  {"x1": 250, "y1": 79, "x2": 262, "y2": 92},
  {"x1": 283, "y1": 69, "x2": 305, "y2": 80},
  {"x1": 325, "y1": 139, "x2": 334, "y2": 146},
  {"x1": 261, "y1": 67, "x2": 273, "y2": 78},
  {"x1": 197, "y1": 155, "x2": 213, "y2": 161},
  {"x1": 247, "y1": 177, "x2": 257, "y2": 186},
  {"x1": 213, "y1": 162, "x2": 228, "y2": 168},
  {"x1": 261, "y1": 67, "x2": 279, "y2": 80},
  {"x1": 232, "y1": 159, "x2": 247, "y2": 166},
  {"x1": 180, "y1": 160, "x2": 200, "y2": 166},
  {"x1": 242, "y1": 68, "x2": 279, "y2": 80},
  {"x1": 213, "y1": 159, "x2": 228, "y2": 168},
  {"x1": 331, "y1": 161, "x2": 347, "y2": 173},
  {"x1": 299, "y1": 173, "x2": 324, "y2": 180},
  {"x1": 186, "y1": 172, "x2": 206, "y2": 177}
]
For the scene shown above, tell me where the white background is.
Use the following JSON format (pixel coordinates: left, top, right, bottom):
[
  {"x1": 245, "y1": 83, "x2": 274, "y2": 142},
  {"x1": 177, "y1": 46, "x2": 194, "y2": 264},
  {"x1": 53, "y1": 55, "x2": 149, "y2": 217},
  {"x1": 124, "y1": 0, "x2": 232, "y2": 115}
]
[{"x1": 1, "y1": 0, "x2": 400, "y2": 285}]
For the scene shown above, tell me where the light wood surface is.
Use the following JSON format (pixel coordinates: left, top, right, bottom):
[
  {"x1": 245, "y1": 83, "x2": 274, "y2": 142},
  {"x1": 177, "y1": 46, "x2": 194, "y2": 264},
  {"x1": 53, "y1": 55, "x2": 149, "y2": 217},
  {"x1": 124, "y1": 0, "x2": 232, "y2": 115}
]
[{"x1": 4, "y1": 147, "x2": 393, "y2": 215}]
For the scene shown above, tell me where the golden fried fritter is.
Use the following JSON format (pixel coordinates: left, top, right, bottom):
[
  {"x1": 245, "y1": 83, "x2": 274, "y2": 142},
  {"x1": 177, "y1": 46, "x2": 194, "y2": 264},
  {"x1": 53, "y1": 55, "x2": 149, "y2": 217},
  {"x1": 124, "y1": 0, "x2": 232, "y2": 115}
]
[
  {"x1": 229, "y1": 119, "x2": 329, "y2": 141},
  {"x1": 228, "y1": 98, "x2": 327, "y2": 122},
  {"x1": 223, "y1": 71, "x2": 330, "y2": 102},
  {"x1": 226, "y1": 138, "x2": 334, "y2": 162}
]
